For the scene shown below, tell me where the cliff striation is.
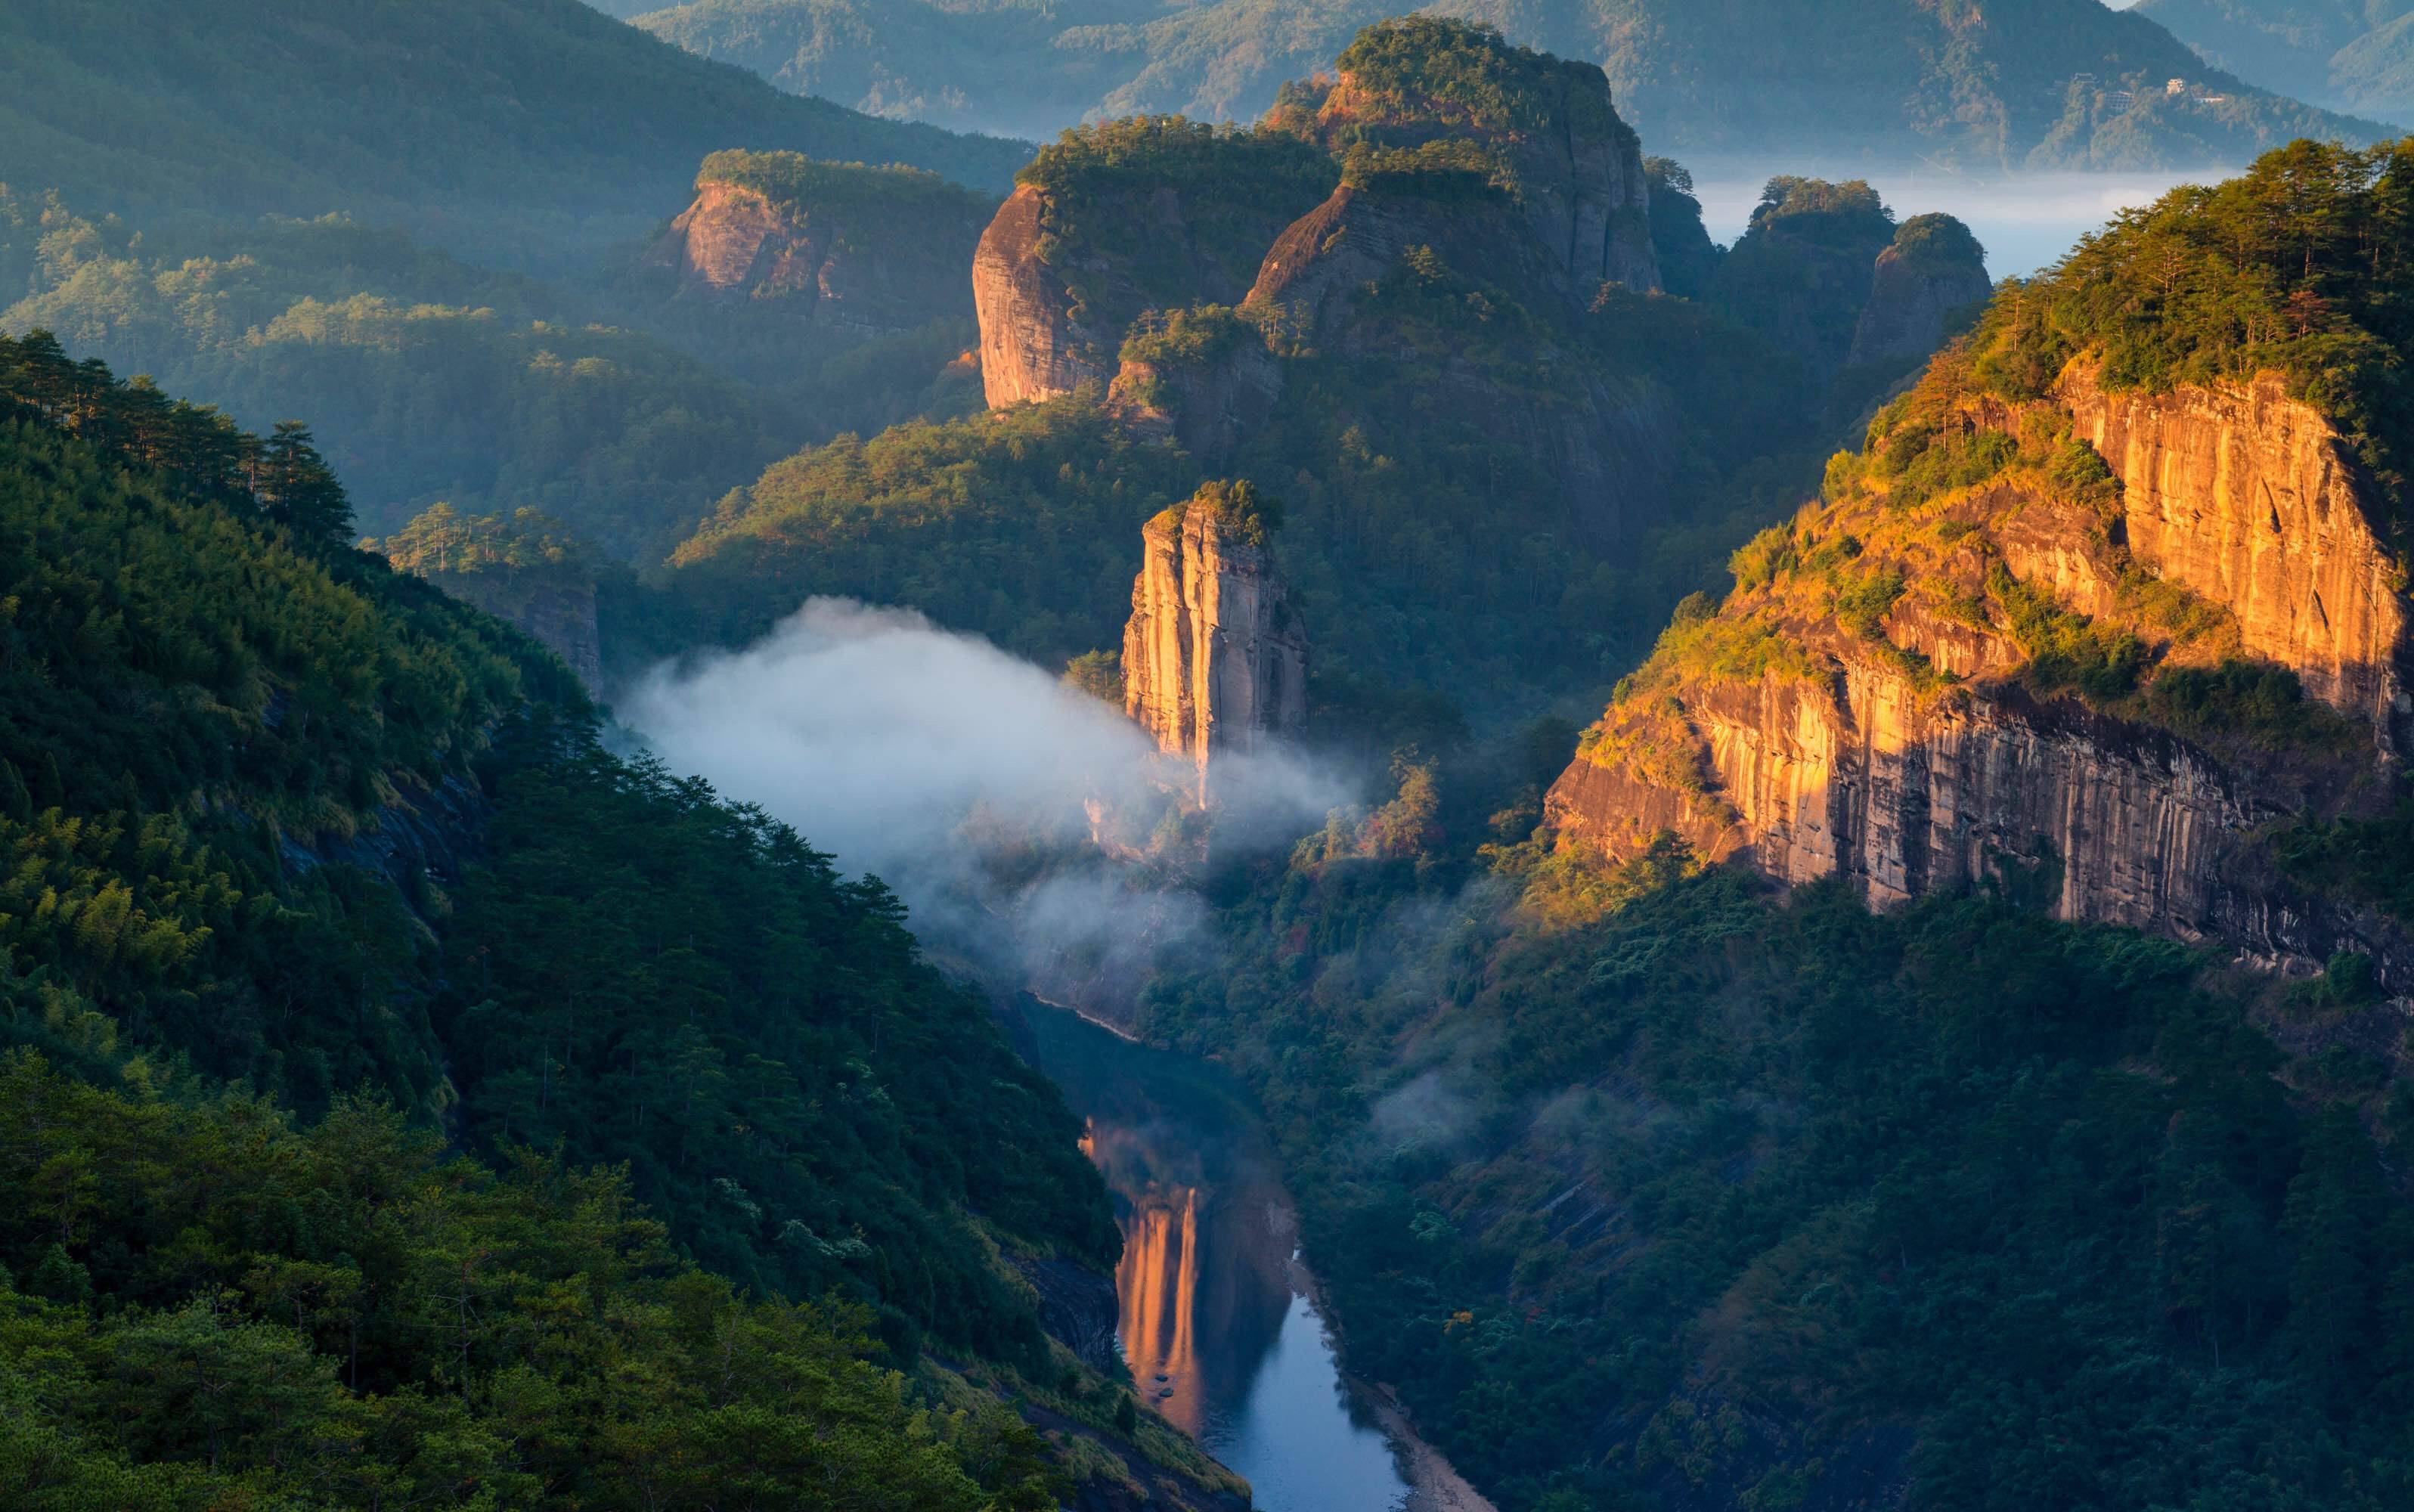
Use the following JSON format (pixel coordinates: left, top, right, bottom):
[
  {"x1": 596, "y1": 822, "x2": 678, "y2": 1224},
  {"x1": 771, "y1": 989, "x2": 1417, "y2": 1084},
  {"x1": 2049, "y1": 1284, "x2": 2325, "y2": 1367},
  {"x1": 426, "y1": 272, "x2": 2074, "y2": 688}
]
[
  {"x1": 1548, "y1": 341, "x2": 2414, "y2": 978},
  {"x1": 2055, "y1": 363, "x2": 2412, "y2": 740},
  {"x1": 1123, "y1": 482, "x2": 1308, "y2": 798}
]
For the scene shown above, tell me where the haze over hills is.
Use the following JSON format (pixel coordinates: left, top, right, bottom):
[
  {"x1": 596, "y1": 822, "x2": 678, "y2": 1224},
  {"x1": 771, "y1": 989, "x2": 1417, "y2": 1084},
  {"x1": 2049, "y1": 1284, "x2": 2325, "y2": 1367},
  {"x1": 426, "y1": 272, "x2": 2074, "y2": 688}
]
[
  {"x1": 0, "y1": 0, "x2": 1028, "y2": 267},
  {"x1": 14, "y1": 4, "x2": 2414, "y2": 1511},
  {"x1": 623, "y1": 0, "x2": 2387, "y2": 167},
  {"x1": 2139, "y1": 0, "x2": 2414, "y2": 123}
]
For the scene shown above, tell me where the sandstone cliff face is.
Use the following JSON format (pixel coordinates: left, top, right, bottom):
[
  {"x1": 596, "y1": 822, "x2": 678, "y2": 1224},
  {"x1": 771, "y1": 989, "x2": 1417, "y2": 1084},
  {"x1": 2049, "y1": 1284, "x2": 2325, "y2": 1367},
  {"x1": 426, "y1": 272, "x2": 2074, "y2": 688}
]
[
  {"x1": 1548, "y1": 357, "x2": 2414, "y2": 978},
  {"x1": 1549, "y1": 620, "x2": 2403, "y2": 978},
  {"x1": 1554, "y1": 655, "x2": 2264, "y2": 933},
  {"x1": 1123, "y1": 491, "x2": 1308, "y2": 797},
  {"x1": 975, "y1": 161, "x2": 1334, "y2": 411},
  {"x1": 652, "y1": 169, "x2": 985, "y2": 342},
  {"x1": 974, "y1": 184, "x2": 1106, "y2": 409},
  {"x1": 1847, "y1": 241, "x2": 1994, "y2": 370},
  {"x1": 2056, "y1": 364, "x2": 2412, "y2": 744}
]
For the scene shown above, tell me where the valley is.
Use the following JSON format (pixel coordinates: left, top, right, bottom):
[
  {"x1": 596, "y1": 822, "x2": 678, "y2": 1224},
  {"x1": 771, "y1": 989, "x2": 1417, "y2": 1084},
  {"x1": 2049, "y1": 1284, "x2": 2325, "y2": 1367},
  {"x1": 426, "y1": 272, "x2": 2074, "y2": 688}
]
[{"x1": 7, "y1": 5, "x2": 2414, "y2": 1512}]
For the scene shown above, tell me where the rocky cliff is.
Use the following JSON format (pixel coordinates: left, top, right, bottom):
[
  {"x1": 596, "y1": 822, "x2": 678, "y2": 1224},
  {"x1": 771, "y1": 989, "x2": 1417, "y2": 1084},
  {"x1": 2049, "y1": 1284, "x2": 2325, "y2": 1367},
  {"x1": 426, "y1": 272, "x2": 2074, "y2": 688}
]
[
  {"x1": 1294, "y1": 20, "x2": 1660, "y2": 300},
  {"x1": 973, "y1": 123, "x2": 1338, "y2": 410},
  {"x1": 2055, "y1": 362, "x2": 2412, "y2": 742},
  {"x1": 974, "y1": 20, "x2": 1663, "y2": 417},
  {"x1": 1547, "y1": 346, "x2": 2414, "y2": 978},
  {"x1": 1847, "y1": 213, "x2": 1994, "y2": 370},
  {"x1": 1122, "y1": 482, "x2": 1308, "y2": 798},
  {"x1": 651, "y1": 151, "x2": 991, "y2": 342}
]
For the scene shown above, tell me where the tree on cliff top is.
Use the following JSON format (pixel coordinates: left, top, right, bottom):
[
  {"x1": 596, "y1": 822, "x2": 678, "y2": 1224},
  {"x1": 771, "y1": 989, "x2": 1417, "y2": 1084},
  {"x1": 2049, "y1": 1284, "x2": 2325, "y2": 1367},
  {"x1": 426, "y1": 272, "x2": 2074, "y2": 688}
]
[{"x1": 1976, "y1": 134, "x2": 2414, "y2": 518}]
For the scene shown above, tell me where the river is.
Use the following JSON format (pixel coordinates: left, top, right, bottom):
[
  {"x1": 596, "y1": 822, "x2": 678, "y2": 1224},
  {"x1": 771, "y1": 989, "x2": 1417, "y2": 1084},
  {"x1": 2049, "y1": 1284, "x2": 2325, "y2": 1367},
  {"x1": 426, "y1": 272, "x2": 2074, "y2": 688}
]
[{"x1": 1021, "y1": 1000, "x2": 1493, "y2": 1512}]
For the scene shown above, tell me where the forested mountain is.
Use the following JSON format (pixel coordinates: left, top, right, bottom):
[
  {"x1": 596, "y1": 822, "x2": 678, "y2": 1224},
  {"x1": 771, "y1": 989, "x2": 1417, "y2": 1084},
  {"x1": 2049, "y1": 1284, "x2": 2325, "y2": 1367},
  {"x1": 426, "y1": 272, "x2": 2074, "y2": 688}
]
[
  {"x1": 0, "y1": 0, "x2": 1027, "y2": 269},
  {"x1": 1129, "y1": 137, "x2": 2414, "y2": 1511},
  {"x1": 0, "y1": 334, "x2": 1243, "y2": 1507},
  {"x1": 0, "y1": 0, "x2": 1021, "y2": 560},
  {"x1": 0, "y1": 193, "x2": 790, "y2": 555},
  {"x1": 16, "y1": 4, "x2": 2414, "y2": 1510},
  {"x1": 629, "y1": 0, "x2": 2385, "y2": 168},
  {"x1": 665, "y1": 20, "x2": 1843, "y2": 726},
  {"x1": 2140, "y1": 0, "x2": 2414, "y2": 124},
  {"x1": 0, "y1": 167, "x2": 996, "y2": 556}
]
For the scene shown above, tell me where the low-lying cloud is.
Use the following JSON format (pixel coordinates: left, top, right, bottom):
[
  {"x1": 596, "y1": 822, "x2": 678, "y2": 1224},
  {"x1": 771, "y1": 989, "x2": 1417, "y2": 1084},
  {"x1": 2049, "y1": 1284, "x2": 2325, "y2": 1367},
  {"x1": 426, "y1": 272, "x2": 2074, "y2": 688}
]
[
  {"x1": 1691, "y1": 166, "x2": 2225, "y2": 276},
  {"x1": 621, "y1": 598, "x2": 1355, "y2": 1005}
]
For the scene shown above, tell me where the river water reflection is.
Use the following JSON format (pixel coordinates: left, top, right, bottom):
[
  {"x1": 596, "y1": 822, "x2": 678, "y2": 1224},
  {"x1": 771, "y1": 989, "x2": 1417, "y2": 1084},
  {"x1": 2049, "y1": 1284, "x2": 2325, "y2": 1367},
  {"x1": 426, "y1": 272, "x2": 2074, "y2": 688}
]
[{"x1": 1024, "y1": 1002, "x2": 1415, "y2": 1512}]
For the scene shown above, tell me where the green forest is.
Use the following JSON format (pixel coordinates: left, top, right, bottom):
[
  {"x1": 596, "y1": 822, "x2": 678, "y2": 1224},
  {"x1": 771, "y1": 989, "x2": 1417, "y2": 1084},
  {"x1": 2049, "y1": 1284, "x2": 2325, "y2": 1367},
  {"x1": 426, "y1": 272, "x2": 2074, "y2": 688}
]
[
  {"x1": 1136, "y1": 739, "x2": 2414, "y2": 1510},
  {"x1": 10, "y1": 5, "x2": 2414, "y2": 1510},
  {"x1": 0, "y1": 0, "x2": 1026, "y2": 266},
  {"x1": 0, "y1": 334, "x2": 1210, "y2": 1505}
]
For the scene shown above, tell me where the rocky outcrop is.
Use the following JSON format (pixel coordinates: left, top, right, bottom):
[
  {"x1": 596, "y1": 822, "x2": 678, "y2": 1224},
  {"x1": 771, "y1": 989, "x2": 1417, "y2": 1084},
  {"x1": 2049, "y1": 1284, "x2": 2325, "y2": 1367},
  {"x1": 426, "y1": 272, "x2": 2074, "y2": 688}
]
[
  {"x1": 973, "y1": 135, "x2": 1337, "y2": 411},
  {"x1": 1306, "y1": 44, "x2": 1660, "y2": 299},
  {"x1": 1709, "y1": 181, "x2": 1900, "y2": 383},
  {"x1": 2056, "y1": 364, "x2": 2412, "y2": 743},
  {"x1": 975, "y1": 22, "x2": 1661, "y2": 417},
  {"x1": 1547, "y1": 355, "x2": 2414, "y2": 980},
  {"x1": 974, "y1": 184, "x2": 1111, "y2": 408},
  {"x1": 1847, "y1": 215, "x2": 1994, "y2": 370},
  {"x1": 1243, "y1": 181, "x2": 1676, "y2": 543},
  {"x1": 651, "y1": 154, "x2": 989, "y2": 342},
  {"x1": 1550, "y1": 631, "x2": 2407, "y2": 978},
  {"x1": 1123, "y1": 484, "x2": 1308, "y2": 798}
]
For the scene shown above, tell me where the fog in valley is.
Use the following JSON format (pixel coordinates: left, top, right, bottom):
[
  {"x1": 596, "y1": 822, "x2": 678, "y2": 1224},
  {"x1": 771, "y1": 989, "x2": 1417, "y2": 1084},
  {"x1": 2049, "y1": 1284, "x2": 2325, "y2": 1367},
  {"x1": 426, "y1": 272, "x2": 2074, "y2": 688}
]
[
  {"x1": 1692, "y1": 165, "x2": 2224, "y2": 274},
  {"x1": 621, "y1": 597, "x2": 1356, "y2": 999}
]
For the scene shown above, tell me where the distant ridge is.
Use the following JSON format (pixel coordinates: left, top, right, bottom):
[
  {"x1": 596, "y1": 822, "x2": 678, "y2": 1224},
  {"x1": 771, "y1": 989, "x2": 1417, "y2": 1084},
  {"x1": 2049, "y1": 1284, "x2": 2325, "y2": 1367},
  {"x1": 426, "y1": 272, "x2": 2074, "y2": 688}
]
[
  {"x1": 627, "y1": 0, "x2": 2388, "y2": 169},
  {"x1": 0, "y1": 0, "x2": 1032, "y2": 266}
]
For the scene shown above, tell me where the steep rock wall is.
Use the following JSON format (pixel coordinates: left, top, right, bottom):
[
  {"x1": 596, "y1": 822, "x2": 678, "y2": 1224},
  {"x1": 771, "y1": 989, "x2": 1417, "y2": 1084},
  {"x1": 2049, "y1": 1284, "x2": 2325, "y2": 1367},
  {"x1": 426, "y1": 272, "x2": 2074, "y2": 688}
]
[
  {"x1": 1548, "y1": 359, "x2": 2414, "y2": 977},
  {"x1": 1123, "y1": 500, "x2": 1307, "y2": 795},
  {"x1": 1548, "y1": 650, "x2": 2403, "y2": 975},
  {"x1": 1847, "y1": 242, "x2": 1994, "y2": 369},
  {"x1": 1554, "y1": 660, "x2": 2251, "y2": 931},
  {"x1": 974, "y1": 184, "x2": 1111, "y2": 408},
  {"x1": 2057, "y1": 365, "x2": 2412, "y2": 742},
  {"x1": 975, "y1": 168, "x2": 1334, "y2": 411},
  {"x1": 653, "y1": 177, "x2": 981, "y2": 340}
]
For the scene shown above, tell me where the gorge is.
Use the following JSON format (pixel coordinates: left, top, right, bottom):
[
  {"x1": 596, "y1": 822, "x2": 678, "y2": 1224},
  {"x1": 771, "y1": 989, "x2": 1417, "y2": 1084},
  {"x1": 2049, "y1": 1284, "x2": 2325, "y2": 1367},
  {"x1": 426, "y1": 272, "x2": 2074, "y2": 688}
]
[{"x1": 15, "y1": 5, "x2": 2414, "y2": 1510}]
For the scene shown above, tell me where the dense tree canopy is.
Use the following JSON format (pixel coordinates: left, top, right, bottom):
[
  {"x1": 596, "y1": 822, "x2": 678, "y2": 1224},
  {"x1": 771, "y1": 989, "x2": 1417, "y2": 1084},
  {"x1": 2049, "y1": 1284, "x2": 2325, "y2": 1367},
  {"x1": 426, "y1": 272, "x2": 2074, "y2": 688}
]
[
  {"x1": 1137, "y1": 744, "x2": 2414, "y2": 1511},
  {"x1": 1973, "y1": 135, "x2": 2414, "y2": 522},
  {"x1": 0, "y1": 337, "x2": 1117, "y2": 1385}
]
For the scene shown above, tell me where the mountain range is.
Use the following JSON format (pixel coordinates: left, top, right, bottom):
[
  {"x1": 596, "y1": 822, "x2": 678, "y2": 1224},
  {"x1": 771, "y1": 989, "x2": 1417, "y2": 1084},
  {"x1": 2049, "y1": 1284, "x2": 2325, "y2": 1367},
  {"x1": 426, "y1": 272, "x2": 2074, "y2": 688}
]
[
  {"x1": 2140, "y1": 0, "x2": 2414, "y2": 123},
  {"x1": 9, "y1": 5, "x2": 2414, "y2": 1511},
  {"x1": 0, "y1": 0, "x2": 1025, "y2": 268},
  {"x1": 622, "y1": 0, "x2": 2390, "y2": 167}
]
